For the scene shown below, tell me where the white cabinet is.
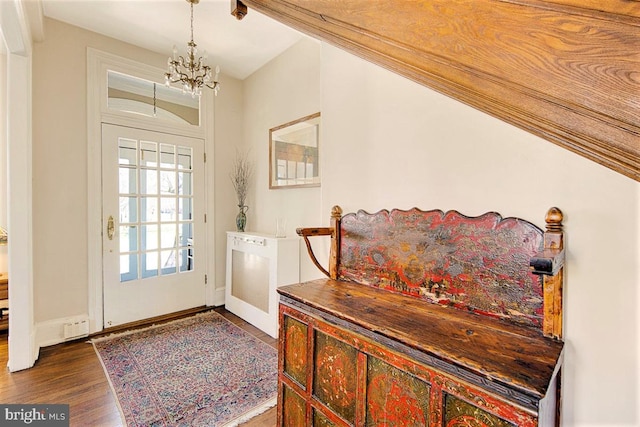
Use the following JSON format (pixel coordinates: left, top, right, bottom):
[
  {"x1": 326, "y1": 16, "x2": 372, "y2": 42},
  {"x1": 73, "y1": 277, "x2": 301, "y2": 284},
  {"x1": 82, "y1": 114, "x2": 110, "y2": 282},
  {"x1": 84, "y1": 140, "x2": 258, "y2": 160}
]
[{"x1": 225, "y1": 232, "x2": 300, "y2": 337}]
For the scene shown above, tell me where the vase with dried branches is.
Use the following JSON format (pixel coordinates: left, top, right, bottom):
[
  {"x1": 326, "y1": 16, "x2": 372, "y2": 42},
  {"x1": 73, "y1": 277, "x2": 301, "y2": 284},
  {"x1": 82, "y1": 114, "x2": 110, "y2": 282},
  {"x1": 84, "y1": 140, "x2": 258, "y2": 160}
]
[{"x1": 230, "y1": 150, "x2": 253, "y2": 232}]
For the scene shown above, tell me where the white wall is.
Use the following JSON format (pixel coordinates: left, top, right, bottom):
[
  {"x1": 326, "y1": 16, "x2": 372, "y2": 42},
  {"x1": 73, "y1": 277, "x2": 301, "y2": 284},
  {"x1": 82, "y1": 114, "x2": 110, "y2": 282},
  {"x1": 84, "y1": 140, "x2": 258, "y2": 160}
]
[
  {"x1": 31, "y1": 19, "x2": 172, "y2": 324},
  {"x1": 0, "y1": 52, "x2": 7, "y2": 272},
  {"x1": 318, "y1": 44, "x2": 639, "y2": 426},
  {"x1": 213, "y1": 73, "x2": 243, "y2": 296},
  {"x1": 242, "y1": 38, "x2": 323, "y2": 281}
]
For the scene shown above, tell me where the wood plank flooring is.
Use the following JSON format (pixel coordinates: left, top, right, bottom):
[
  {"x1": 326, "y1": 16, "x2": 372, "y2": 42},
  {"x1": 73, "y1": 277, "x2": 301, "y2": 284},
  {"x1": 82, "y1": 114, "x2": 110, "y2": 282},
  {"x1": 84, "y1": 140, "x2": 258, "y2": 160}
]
[{"x1": 0, "y1": 308, "x2": 277, "y2": 426}]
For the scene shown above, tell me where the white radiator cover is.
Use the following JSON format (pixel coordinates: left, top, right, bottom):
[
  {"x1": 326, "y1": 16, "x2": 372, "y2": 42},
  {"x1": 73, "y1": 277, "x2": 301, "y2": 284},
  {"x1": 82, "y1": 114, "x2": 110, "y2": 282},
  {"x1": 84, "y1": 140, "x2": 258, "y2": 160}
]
[{"x1": 225, "y1": 231, "x2": 300, "y2": 338}]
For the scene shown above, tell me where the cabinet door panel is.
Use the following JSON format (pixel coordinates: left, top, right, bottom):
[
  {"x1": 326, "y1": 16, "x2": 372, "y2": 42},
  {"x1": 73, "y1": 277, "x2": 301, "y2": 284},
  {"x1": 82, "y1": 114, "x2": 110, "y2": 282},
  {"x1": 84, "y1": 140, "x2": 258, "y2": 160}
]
[
  {"x1": 283, "y1": 384, "x2": 306, "y2": 427},
  {"x1": 366, "y1": 356, "x2": 431, "y2": 426},
  {"x1": 283, "y1": 315, "x2": 308, "y2": 387},
  {"x1": 313, "y1": 331, "x2": 358, "y2": 423},
  {"x1": 444, "y1": 394, "x2": 515, "y2": 427},
  {"x1": 313, "y1": 408, "x2": 338, "y2": 427}
]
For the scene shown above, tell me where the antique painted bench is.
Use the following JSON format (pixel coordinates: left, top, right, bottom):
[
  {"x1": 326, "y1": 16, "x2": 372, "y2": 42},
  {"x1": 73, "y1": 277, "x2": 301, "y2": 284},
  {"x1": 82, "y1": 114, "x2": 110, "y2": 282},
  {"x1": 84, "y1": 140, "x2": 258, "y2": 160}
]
[{"x1": 277, "y1": 205, "x2": 565, "y2": 426}]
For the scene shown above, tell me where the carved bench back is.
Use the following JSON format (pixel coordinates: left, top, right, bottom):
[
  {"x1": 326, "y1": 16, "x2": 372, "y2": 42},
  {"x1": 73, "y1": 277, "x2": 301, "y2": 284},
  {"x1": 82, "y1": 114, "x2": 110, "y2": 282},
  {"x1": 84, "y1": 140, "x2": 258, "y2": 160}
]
[
  {"x1": 337, "y1": 208, "x2": 545, "y2": 329},
  {"x1": 298, "y1": 206, "x2": 564, "y2": 337}
]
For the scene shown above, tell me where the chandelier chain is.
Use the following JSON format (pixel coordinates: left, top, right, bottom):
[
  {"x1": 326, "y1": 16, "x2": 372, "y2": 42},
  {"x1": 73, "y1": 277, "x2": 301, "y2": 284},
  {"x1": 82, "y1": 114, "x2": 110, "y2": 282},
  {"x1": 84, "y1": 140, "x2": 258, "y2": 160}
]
[{"x1": 190, "y1": 0, "x2": 194, "y2": 44}]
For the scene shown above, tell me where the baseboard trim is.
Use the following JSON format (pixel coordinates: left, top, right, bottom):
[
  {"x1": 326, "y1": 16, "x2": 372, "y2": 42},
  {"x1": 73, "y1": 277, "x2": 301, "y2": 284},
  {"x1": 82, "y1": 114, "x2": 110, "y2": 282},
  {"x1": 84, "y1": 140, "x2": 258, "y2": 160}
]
[
  {"x1": 213, "y1": 286, "x2": 225, "y2": 306},
  {"x1": 36, "y1": 314, "x2": 90, "y2": 348}
]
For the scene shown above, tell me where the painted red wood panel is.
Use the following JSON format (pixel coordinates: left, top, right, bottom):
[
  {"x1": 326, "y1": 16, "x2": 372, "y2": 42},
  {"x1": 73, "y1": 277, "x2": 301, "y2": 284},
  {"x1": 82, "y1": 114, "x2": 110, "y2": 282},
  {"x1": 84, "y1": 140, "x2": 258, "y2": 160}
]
[
  {"x1": 283, "y1": 315, "x2": 308, "y2": 387},
  {"x1": 366, "y1": 356, "x2": 430, "y2": 426},
  {"x1": 444, "y1": 393, "x2": 515, "y2": 427},
  {"x1": 313, "y1": 331, "x2": 358, "y2": 423},
  {"x1": 282, "y1": 384, "x2": 306, "y2": 427},
  {"x1": 339, "y1": 208, "x2": 544, "y2": 328},
  {"x1": 313, "y1": 409, "x2": 337, "y2": 427}
]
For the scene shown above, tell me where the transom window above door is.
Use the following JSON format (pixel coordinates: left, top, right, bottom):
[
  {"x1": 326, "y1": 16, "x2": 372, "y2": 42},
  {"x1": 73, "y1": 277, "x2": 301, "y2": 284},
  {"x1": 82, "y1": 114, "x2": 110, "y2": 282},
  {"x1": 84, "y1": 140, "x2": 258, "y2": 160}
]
[{"x1": 107, "y1": 71, "x2": 200, "y2": 126}]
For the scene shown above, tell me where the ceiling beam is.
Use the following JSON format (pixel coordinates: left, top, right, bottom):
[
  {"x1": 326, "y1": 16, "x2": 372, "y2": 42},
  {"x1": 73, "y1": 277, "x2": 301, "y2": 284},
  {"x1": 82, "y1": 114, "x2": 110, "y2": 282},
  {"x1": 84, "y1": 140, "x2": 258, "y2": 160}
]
[{"x1": 236, "y1": 0, "x2": 640, "y2": 182}]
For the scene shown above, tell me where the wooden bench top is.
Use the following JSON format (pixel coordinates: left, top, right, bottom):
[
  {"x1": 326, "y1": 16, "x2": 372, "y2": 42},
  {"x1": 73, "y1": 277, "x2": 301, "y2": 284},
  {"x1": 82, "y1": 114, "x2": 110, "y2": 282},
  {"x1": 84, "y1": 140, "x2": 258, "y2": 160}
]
[{"x1": 278, "y1": 278, "x2": 564, "y2": 402}]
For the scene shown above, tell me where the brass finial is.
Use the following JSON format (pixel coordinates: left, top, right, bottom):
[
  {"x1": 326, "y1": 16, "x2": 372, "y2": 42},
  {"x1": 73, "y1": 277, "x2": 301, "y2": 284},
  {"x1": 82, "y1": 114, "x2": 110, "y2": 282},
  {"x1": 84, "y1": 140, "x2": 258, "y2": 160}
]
[{"x1": 545, "y1": 207, "x2": 563, "y2": 232}]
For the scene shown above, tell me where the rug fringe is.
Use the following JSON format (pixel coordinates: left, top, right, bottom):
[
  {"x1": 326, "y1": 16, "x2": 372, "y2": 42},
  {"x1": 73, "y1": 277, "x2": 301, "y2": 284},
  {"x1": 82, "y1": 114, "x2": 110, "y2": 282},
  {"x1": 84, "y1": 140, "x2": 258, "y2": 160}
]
[{"x1": 220, "y1": 397, "x2": 277, "y2": 427}]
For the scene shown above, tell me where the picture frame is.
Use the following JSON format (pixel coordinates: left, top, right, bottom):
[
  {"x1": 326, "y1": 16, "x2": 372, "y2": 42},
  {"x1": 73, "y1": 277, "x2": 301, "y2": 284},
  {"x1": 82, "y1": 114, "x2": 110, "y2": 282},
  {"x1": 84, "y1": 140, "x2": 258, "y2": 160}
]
[{"x1": 269, "y1": 112, "x2": 321, "y2": 189}]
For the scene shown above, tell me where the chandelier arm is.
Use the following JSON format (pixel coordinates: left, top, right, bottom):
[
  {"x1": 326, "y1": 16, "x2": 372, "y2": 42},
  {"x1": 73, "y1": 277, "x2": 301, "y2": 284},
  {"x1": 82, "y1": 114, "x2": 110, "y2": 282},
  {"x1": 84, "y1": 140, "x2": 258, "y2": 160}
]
[{"x1": 168, "y1": 69, "x2": 192, "y2": 83}]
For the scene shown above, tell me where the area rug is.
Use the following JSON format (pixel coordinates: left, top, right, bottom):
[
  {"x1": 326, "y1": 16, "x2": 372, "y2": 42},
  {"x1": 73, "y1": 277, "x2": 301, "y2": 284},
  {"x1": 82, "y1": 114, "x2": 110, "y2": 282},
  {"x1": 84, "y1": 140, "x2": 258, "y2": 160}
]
[{"x1": 92, "y1": 311, "x2": 278, "y2": 427}]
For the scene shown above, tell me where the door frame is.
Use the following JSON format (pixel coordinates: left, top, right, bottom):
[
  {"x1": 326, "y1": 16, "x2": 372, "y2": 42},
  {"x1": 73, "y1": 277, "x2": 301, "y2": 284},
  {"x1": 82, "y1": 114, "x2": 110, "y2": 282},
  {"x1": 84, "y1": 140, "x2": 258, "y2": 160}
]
[
  {"x1": 87, "y1": 49, "x2": 216, "y2": 334},
  {"x1": 1, "y1": 0, "x2": 38, "y2": 371}
]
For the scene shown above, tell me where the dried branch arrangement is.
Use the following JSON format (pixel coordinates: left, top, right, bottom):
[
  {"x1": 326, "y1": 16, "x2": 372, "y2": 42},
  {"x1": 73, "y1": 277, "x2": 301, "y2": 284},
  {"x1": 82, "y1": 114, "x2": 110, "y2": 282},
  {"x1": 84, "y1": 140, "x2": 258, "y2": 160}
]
[{"x1": 230, "y1": 150, "x2": 254, "y2": 207}]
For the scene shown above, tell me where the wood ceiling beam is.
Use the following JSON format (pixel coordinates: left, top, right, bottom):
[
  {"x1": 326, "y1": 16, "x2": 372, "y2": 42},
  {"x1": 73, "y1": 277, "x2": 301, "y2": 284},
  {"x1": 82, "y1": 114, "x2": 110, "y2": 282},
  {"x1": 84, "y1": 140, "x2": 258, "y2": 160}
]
[{"x1": 235, "y1": 0, "x2": 640, "y2": 182}]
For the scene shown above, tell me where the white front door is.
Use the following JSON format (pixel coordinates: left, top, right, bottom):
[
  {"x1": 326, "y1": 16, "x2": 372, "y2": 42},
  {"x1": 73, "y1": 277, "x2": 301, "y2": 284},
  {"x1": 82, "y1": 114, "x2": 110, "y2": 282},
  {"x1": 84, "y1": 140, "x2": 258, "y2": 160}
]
[{"x1": 102, "y1": 123, "x2": 206, "y2": 327}]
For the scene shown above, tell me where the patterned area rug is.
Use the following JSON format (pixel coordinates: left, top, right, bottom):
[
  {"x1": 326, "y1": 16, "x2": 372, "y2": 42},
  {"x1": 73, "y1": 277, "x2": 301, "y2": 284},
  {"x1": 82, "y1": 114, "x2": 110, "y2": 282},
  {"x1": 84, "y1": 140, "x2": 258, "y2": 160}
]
[{"x1": 92, "y1": 311, "x2": 278, "y2": 427}]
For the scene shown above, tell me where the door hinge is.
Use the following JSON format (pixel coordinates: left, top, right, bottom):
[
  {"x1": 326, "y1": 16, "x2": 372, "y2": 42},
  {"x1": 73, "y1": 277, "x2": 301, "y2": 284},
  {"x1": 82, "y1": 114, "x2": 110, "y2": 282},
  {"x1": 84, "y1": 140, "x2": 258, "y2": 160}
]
[
  {"x1": 205, "y1": 274, "x2": 208, "y2": 285},
  {"x1": 204, "y1": 213, "x2": 207, "y2": 223},
  {"x1": 204, "y1": 152, "x2": 207, "y2": 163}
]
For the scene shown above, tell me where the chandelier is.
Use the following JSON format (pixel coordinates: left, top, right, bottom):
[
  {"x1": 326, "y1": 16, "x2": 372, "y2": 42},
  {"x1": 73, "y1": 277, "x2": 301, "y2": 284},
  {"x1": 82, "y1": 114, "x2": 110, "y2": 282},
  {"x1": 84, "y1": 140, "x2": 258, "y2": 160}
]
[{"x1": 165, "y1": 0, "x2": 220, "y2": 97}]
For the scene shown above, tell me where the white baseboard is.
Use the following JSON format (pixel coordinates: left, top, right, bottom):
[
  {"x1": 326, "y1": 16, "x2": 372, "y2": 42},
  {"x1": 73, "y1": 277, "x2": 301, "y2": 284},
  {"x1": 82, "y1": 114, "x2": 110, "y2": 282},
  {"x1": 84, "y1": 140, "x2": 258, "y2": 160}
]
[
  {"x1": 212, "y1": 286, "x2": 225, "y2": 307},
  {"x1": 35, "y1": 314, "x2": 90, "y2": 348}
]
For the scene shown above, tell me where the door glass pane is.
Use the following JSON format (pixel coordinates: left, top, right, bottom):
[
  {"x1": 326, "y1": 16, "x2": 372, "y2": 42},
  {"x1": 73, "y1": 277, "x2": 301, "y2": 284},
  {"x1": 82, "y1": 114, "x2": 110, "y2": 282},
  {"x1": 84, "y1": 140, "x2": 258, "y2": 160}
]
[
  {"x1": 179, "y1": 248, "x2": 193, "y2": 272},
  {"x1": 119, "y1": 139, "x2": 137, "y2": 165},
  {"x1": 117, "y1": 137, "x2": 196, "y2": 283},
  {"x1": 178, "y1": 172, "x2": 192, "y2": 195},
  {"x1": 142, "y1": 224, "x2": 159, "y2": 251},
  {"x1": 178, "y1": 146, "x2": 192, "y2": 169},
  {"x1": 160, "y1": 144, "x2": 176, "y2": 168},
  {"x1": 141, "y1": 169, "x2": 158, "y2": 194},
  {"x1": 140, "y1": 197, "x2": 158, "y2": 222},
  {"x1": 140, "y1": 141, "x2": 157, "y2": 166},
  {"x1": 179, "y1": 198, "x2": 192, "y2": 220},
  {"x1": 119, "y1": 225, "x2": 138, "y2": 252},
  {"x1": 160, "y1": 198, "x2": 176, "y2": 221},
  {"x1": 179, "y1": 223, "x2": 193, "y2": 247},
  {"x1": 119, "y1": 167, "x2": 136, "y2": 194},
  {"x1": 160, "y1": 170, "x2": 176, "y2": 195},
  {"x1": 161, "y1": 250, "x2": 177, "y2": 275},
  {"x1": 120, "y1": 253, "x2": 138, "y2": 282},
  {"x1": 160, "y1": 224, "x2": 177, "y2": 249},
  {"x1": 142, "y1": 251, "x2": 159, "y2": 278},
  {"x1": 119, "y1": 197, "x2": 137, "y2": 223}
]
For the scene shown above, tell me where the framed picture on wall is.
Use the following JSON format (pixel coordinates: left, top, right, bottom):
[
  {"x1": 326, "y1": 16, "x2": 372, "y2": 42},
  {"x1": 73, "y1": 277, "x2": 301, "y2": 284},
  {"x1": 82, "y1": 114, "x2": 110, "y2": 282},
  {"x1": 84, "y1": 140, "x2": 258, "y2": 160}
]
[{"x1": 269, "y1": 112, "x2": 321, "y2": 189}]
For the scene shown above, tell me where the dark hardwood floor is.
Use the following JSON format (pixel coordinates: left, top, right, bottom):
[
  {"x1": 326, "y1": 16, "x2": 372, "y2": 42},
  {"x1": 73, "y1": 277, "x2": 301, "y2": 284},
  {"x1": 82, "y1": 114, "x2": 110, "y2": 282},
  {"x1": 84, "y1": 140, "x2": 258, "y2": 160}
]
[{"x1": 0, "y1": 307, "x2": 277, "y2": 426}]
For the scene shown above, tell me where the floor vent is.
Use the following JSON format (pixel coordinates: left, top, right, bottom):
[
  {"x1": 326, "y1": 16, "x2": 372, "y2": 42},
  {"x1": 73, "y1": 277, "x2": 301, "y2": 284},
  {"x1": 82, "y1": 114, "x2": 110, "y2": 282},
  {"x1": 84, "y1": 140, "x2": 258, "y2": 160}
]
[{"x1": 63, "y1": 319, "x2": 89, "y2": 340}]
